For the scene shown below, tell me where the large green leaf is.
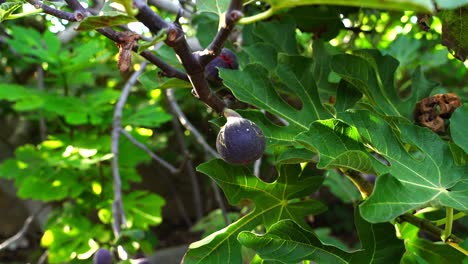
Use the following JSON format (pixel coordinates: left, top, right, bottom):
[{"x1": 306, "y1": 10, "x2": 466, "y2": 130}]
[
  {"x1": 221, "y1": 64, "x2": 309, "y2": 129},
  {"x1": 331, "y1": 50, "x2": 437, "y2": 119},
  {"x1": 340, "y1": 110, "x2": 468, "y2": 222},
  {"x1": 276, "y1": 54, "x2": 331, "y2": 121},
  {"x1": 401, "y1": 238, "x2": 466, "y2": 264},
  {"x1": 237, "y1": 208, "x2": 404, "y2": 263},
  {"x1": 196, "y1": 0, "x2": 229, "y2": 16},
  {"x1": 296, "y1": 119, "x2": 388, "y2": 174},
  {"x1": 183, "y1": 161, "x2": 326, "y2": 263},
  {"x1": 221, "y1": 20, "x2": 336, "y2": 152},
  {"x1": 323, "y1": 170, "x2": 361, "y2": 204},
  {"x1": 234, "y1": 110, "x2": 304, "y2": 148},
  {"x1": 238, "y1": 220, "x2": 352, "y2": 264},
  {"x1": 450, "y1": 105, "x2": 468, "y2": 153},
  {"x1": 312, "y1": 41, "x2": 341, "y2": 102},
  {"x1": 220, "y1": 57, "x2": 331, "y2": 132},
  {"x1": 251, "y1": 18, "x2": 298, "y2": 55}
]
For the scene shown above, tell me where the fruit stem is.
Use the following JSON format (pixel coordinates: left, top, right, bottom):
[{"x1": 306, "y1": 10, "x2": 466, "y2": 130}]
[
  {"x1": 238, "y1": 7, "x2": 275, "y2": 24},
  {"x1": 223, "y1": 108, "x2": 242, "y2": 119}
]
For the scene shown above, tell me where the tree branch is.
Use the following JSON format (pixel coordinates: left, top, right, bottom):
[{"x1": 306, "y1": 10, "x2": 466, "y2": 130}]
[
  {"x1": 166, "y1": 89, "x2": 219, "y2": 158},
  {"x1": 199, "y1": 0, "x2": 243, "y2": 66},
  {"x1": 131, "y1": 0, "x2": 228, "y2": 113},
  {"x1": 26, "y1": 0, "x2": 188, "y2": 81},
  {"x1": 25, "y1": 0, "x2": 81, "y2": 21},
  {"x1": 168, "y1": 114, "x2": 204, "y2": 220},
  {"x1": 111, "y1": 61, "x2": 148, "y2": 238},
  {"x1": 166, "y1": 24, "x2": 226, "y2": 113},
  {"x1": 64, "y1": 0, "x2": 88, "y2": 15},
  {"x1": 96, "y1": 28, "x2": 189, "y2": 81},
  {"x1": 165, "y1": 88, "x2": 230, "y2": 225},
  {"x1": 0, "y1": 206, "x2": 44, "y2": 252},
  {"x1": 121, "y1": 125, "x2": 194, "y2": 227},
  {"x1": 133, "y1": 0, "x2": 170, "y2": 33},
  {"x1": 120, "y1": 129, "x2": 179, "y2": 175},
  {"x1": 397, "y1": 213, "x2": 463, "y2": 244},
  {"x1": 37, "y1": 65, "x2": 47, "y2": 141}
]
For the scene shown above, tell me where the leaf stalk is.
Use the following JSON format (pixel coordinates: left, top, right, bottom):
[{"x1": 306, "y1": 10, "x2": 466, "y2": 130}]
[{"x1": 441, "y1": 207, "x2": 453, "y2": 242}]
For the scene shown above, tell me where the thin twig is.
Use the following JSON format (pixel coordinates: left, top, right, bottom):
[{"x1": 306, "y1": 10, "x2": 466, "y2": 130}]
[
  {"x1": 96, "y1": 28, "x2": 189, "y2": 81},
  {"x1": 25, "y1": 0, "x2": 80, "y2": 21},
  {"x1": 166, "y1": 89, "x2": 219, "y2": 158},
  {"x1": 168, "y1": 104, "x2": 204, "y2": 220},
  {"x1": 64, "y1": 0, "x2": 88, "y2": 15},
  {"x1": 27, "y1": 0, "x2": 188, "y2": 81},
  {"x1": 120, "y1": 129, "x2": 179, "y2": 174},
  {"x1": 37, "y1": 65, "x2": 47, "y2": 141},
  {"x1": 165, "y1": 88, "x2": 231, "y2": 225},
  {"x1": 111, "y1": 61, "x2": 148, "y2": 238},
  {"x1": 133, "y1": 0, "x2": 170, "y2": 33},
  {"x1": 0, "y1": 206, "x2": 44, "y2": 251},
  {"x1": 37, "y1": 250, "x2": 48, "y2": 264},
  {"x1": 121, "y1": 125, "x2": 193, "y2": 227},
  {"x1": 199, "y1": 0, "x2": 243, "y2": 66}
]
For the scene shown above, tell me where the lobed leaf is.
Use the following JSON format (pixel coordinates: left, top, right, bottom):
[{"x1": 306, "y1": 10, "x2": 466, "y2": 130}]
[
  {"x1": 340, "y1": 110, "x2": 468, "y2": 222},
  {"x1": 183, "y1": 161, "x2": 326, "y2": 263},
  {"x1": 238, "y1": 208, "x2": 404, "y2": 263}
]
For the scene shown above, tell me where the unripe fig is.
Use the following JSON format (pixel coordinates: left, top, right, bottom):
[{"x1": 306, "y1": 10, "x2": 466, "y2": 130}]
[
  {"x1": 93, "y1": 248, "x2": 113, "y2": 264},
  {"x1": 216, "y1": 109, "x2": 266, "y2": 164},
  {"x1": 205, "y1": 48, "x2": 239, "y2": 86}
]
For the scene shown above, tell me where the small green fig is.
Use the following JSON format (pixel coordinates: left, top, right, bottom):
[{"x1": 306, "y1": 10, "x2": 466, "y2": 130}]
[{"x1": 216, "y1": 109, "x2": 266, "y2": 164}]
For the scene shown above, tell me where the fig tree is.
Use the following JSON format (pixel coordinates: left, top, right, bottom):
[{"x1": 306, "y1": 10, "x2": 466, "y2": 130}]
[
  {"x1": 216, "y1": 109, "x2": 265, "y2": 164},
  {"x1": 205, "y1": 48, "x2": 239, "y2": 86}
]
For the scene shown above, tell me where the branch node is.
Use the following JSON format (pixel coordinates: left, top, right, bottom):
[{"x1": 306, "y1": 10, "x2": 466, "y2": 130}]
[
  {"x1": 74, "y1": 10, "x2": 85, "y2": 21},
  {"x1": 228, "y1": 10, "x2": 243, "y2": 23}
]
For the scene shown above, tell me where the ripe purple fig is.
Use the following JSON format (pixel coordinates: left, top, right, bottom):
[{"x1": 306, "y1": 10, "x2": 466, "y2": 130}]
[
  {"x1": 93, "y1": 248, "x2": 113, "y2": 264},
  {"x1": 205, "y1": 48, "x2": 239, "y2": 86},
  {"x1": 216, "y1": 109, "x2": 266, "y2": 164}
]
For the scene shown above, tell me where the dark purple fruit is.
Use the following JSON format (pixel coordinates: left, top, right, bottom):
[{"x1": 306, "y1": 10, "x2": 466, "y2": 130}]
[
  {"x1": 205, "y1": 48, "x2": 239, "y2": 86},
  {"x1": 216, "y1": 109, "x2": 266, "y2": 164},
  {"x1": 93, "y1": 248, "x2": 113, "y2": 264}
]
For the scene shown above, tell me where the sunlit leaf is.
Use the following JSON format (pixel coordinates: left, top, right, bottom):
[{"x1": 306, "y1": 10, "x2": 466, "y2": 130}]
[
  {"x1": 341, "y1": 110, "x2": 468, "y2": 222},
  {"x1": 183, "y1": 161, "x2": 325, "y2": 263}
]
